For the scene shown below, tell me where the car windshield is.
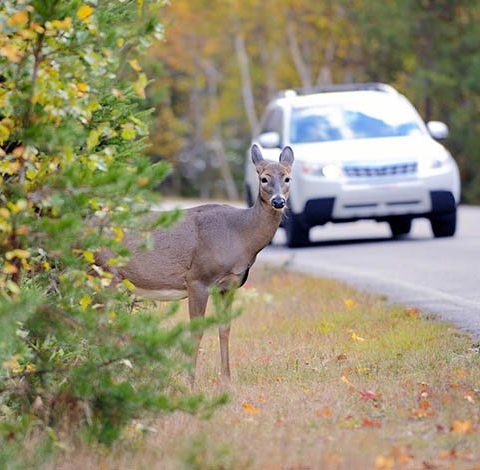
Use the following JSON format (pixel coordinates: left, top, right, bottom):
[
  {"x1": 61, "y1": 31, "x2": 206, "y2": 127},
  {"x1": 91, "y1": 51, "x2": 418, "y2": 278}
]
[{"x1": 290, "y1": 95, "x2": 425, "y2": 143}]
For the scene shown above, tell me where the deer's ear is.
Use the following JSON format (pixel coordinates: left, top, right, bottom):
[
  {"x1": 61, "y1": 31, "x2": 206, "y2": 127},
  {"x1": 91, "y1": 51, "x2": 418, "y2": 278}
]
[
  {"x1": 279, "y1": 146, "x2": 294, "y2": 168},
  {"x1": 251, "y1": 144, "x2": 264, "y2": 167}
]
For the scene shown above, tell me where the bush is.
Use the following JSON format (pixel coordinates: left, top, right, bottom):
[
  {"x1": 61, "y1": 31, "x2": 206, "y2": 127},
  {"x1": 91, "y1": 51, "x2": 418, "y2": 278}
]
[{"x1": 0, "y1": 0, "x2": 226, "y2": 455}]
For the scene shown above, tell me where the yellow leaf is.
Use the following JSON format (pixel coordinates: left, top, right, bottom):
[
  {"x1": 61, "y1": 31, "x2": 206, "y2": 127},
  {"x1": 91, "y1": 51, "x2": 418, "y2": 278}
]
[
  {"x1": 122, "y1": 279, "x2": 137, "y2": 291},
  {"x1": 80, "y1": 295, "x2": 92, "y2": 310},
  {"x1": 451, "y1": 419, "x2": 473, "y2": 435},
  {"x1": 351, "y1": 332, "x2": 366, "y2": 343},
  {"x1": 137, "y1": 176, "x2": 150, "y2": 186},
  {"x1": 375, "y1": 455, "x2": 394, "y2": 470},
  {"x1": 128, "y1": 59, "x2": 142, "y2": 72},
  {"x1": 2, "y1": 355, "x2": 21, "y2": 372},
  {"x1": 77, "y1": 82, "x2": 89, "y2": 92},
  {"x1": 117, "y1": 38, "x2": 125, "y2": 48},
  {"x1": 77, "y1": 4, "x2": 94, "y2": 22},
  {"x1": 242, "y1": 402, "x2": 261, "y2": 415},
  {"x1": 6, "y1": 280, "x2": 20, "y2": 294},
  {"x1": 121, "y1": 123, "x2": 136, "y2": 140},
  {"x1": 86, "y1": 129, "x2": 100, "y2": 149},
  {"x1": 51, "y1": 17, "x2": 72, "y2": 30},
  {"x1": 5, "y1": 249, "x2": 30, "y2": 260},
  {"x1": 83, "y1": 250, "x2": 95, "y2": 263},
  {"x1": 8, "y1": 10, "x2": 29, "y2": 27},
  {"x1": 133, "y1": 73, "x2": 148, "y2": 98},
  {"x1": 113, "y1": 226, "x2": 124, "y2": 242},
  {"x1": 3, "y1": 263, "x2": 18, "y2": 274},
  {"x1": 340, "y1": 375, "x2": 354, "y2": 387},
  {"x1": 0, "y1": 45, "x2": 22, "y2": 63}
]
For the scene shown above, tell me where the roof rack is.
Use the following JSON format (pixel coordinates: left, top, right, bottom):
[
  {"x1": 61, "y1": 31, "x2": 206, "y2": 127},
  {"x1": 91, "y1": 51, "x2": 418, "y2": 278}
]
[{"x1": 275, "y1": 82, "x2": 397, "y2": 99}]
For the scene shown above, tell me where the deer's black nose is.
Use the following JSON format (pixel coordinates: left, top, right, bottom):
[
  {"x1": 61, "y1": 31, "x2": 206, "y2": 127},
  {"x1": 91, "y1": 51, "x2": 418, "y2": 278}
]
[{"x1": 271, "y1": 195, "x2": 286, "y2": 209}]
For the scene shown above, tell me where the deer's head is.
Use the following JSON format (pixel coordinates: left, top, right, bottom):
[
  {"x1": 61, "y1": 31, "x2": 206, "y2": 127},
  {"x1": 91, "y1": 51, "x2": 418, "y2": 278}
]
[{"x1": 251, "y1": 144, "x2": 294, "y2": 211}]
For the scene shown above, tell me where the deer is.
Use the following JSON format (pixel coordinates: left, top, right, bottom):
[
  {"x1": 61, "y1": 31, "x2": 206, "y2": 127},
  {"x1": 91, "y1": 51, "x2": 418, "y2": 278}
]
[{"x1": 98, "y1": 144, "x2": 294, "y2": 383}]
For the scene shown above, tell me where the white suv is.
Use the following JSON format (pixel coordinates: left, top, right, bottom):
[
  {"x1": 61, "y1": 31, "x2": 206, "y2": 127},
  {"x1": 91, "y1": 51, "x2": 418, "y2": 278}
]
[{"x1": 244, "y1": 83, "x2": 460, "y2": 247}]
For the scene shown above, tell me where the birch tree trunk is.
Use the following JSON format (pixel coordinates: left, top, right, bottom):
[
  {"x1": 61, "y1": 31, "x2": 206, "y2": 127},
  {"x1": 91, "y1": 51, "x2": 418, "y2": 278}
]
[
  {"x1": 200, "y1": 59, "x2": 239, "y2": 200},
  {"x1": 234, "y1": 32, "x2": 260, "y2": 136},
  {"x1": 286, "y1": 18, "x2": 312, "y2": 89}
]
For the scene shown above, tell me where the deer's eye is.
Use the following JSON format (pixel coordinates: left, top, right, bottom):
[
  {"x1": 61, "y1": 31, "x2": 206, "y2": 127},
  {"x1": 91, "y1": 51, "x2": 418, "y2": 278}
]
[
  {"x1": 261, "y1": 177, "x2": 268, "y2": 184},
  {"x1": 285, "y1": 177, "x2": 291, "y2": 183}
]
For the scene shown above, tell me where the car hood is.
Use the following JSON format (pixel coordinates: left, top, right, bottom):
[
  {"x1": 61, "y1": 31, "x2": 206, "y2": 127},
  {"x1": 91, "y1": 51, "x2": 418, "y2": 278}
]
[{"x1": 290, "y1": 135, "x2": 448, "y2": 165}]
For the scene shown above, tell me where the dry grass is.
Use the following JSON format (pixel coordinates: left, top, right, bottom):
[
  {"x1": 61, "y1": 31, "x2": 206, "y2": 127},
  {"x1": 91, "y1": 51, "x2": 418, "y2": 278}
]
[{"x1": 57, "y1": 266, "x2": 480, "y2": 469}]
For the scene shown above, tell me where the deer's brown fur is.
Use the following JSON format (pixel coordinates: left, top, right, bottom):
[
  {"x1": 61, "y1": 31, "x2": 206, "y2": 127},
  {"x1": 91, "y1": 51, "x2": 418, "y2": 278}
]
[{"x1": 98, "y1": 145, "x2": 294, "y2": 381}]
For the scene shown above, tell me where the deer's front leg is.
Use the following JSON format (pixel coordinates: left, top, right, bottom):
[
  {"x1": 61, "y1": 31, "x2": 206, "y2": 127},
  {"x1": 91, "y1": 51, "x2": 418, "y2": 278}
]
[
  {"x1": 187, "y1": 282, "x2": 209, "y2": 386},
  {"x1": 219, "y1": 323, "x2": 231, "y2": 381},
  {"x1": 219, "y1": 290, "x2": 234, "y2": 382}
]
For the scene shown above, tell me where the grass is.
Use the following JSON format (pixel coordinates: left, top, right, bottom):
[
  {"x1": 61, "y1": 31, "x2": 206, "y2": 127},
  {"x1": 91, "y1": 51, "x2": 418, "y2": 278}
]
[{"x1": 57, "y1": 265, "x2": 480, "y2": 469}]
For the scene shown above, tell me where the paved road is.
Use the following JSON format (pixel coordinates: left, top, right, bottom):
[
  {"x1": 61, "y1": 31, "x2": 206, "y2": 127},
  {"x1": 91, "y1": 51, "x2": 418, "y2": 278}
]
[{"x1": 260, "y1": 206, "x2": 480, "y2": 337}]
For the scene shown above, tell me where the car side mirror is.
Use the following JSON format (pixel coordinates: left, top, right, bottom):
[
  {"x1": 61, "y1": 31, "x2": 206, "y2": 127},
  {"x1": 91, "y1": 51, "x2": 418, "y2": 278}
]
[
  {"x1": 258, "y1": 131, "x2": 280, "y2": 149},
  {"x1": 427, "y1": 121, "x2": 449, "y2": 140}
]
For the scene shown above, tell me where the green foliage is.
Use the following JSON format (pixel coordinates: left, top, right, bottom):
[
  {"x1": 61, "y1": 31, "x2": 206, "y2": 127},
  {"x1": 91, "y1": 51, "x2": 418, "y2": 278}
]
[{"x1": 0, "y1": 0, "x2": 227, "y2": 456}]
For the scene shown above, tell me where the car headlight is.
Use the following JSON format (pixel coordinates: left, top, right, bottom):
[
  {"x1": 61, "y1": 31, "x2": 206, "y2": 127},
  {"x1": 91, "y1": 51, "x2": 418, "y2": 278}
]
[
  {"x1": 418, "y1": 154, "x2": 450, "y2": 173},
  {"x1": 300, "y1": 162, "x2": 343, "y2": 178}
]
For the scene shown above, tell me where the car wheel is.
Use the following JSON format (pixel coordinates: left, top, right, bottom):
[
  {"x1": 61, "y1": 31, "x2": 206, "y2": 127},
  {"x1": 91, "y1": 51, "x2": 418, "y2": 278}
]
[
  {"x1": 388, "y1": 217, "x2": 412, "y2": 238},
  {"x1": 285, "y1": 212, "x2": 310, "y2": 248},
  {"x1": 430, "y1": 209, "x2": 457, "y2": 238}
]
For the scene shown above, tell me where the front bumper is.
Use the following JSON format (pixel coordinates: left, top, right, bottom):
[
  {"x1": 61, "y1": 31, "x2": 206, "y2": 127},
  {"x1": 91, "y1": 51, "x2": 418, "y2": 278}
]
[
  {"x1": 297, "y1": 190, "x2": 456, "y2": 227},
  {"x1": 289, "y1": 162, "x2": 460, "y2": 224}
]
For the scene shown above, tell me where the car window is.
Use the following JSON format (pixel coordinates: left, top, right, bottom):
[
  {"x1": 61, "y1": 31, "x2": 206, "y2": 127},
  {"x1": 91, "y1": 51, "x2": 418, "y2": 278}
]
[{"x1": 290, "y1": 95, "x2": 425, "y2": 143}]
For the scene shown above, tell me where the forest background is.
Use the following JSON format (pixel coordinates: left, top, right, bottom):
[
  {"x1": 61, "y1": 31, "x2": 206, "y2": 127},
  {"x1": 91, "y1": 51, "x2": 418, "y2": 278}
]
[{"x1": 149, "y1": 0, "x2": 480, "y2": 202}]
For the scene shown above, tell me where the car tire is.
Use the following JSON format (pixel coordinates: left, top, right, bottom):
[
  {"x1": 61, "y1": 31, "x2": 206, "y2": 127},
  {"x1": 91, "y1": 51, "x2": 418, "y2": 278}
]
[
  {"x1": 285, "y1": 212, "x2": 310, "y2": 248},
  {"x1": 430, "y1": 209, "x2": 457, "y2": 238},
  {"x1": 388, "y1": 217, "x2": 412, "y2": 238}
]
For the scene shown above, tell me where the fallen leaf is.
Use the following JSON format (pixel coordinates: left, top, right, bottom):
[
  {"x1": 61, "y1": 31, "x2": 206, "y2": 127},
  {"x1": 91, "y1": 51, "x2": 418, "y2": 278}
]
[
  {"x1": 411, "y1": 408, "x2": 434, "y2": 419},
  {"x1": 359, "y1": 390, "x2": 379, "y2": 400},
  {"x1": 390, "y1": 445, "x2": 413, "y2": 465},
  {"x1": 362, "y1": 418, "x2": 381, "y2": 428},
  {"x1": 439, "y1": 449, "x2": 457, "y2": 459},
  {"x1": 455, "y1": 369, "x2": 469, "y2": 377},
  {"x1": 419, "y1": 400, "x2": 430, "y2": 409},
  {"x1": 337, "y1": 353, "x2": 348, "y2": 361},
  {"x1": 450, "y1": 419, "x2": 473, "y2": 435},
  {"x1": 464, "y1": 393, "x2": 475, "y2": 404},
  {"x1": 351, "y1": 332, "x2": 366, "y2": 343},
  {"x1": 242, "y1": 402, "x2": 261, "y2": 415},
  {"x1": 258, "y1": 355, "x2": 271, "y2": 364},
  {"x1": 341, "y1": 375, "x2": 354, "y2": 387},
  {"x1": 315, "y1": 407, "x2": 333, "y2": 418},
  {"x1": 375, "y1": 455, "x2": 394, "y2": 469}
]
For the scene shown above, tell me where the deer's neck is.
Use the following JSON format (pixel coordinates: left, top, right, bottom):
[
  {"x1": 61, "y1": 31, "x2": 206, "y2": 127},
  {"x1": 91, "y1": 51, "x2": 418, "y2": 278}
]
[{"x1": 243, "y1": 195, "x2": 283, "y2": 256}]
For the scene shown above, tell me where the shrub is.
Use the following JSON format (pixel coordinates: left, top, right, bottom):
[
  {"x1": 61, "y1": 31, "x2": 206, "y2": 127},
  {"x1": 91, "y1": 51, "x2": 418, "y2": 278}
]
[{"x1": 0, "y1": 0, "x2": 226, "y2": 454}]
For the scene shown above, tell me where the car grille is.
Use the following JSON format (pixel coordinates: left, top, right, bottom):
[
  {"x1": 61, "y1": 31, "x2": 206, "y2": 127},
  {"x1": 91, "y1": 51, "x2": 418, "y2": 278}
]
[{"x1": 343, "y1": 162, "x2": 417, "y2": 178}]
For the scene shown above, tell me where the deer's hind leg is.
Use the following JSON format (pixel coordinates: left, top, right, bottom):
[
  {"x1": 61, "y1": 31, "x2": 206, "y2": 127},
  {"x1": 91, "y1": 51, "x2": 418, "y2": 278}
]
[{"x1": 187, "y1": 282, "x2": 209, "y2": 386}]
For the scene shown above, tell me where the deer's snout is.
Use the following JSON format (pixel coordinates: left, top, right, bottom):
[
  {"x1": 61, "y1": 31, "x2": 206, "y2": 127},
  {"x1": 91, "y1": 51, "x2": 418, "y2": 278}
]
[{"x1": 271, "y1": 195, "x2": 286, "y2": 210}]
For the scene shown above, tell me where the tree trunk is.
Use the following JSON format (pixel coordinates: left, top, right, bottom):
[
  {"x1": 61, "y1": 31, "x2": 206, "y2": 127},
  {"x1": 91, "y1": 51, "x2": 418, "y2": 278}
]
[
  {"x1": 286, "y1": 18, "x2": 312, "y2": 89},
  {"x1": 234, "y1": 32, "x2": 260, "y2": 136},
  {"x1": 200, "y1": 59, "x2": 239, "y2": 200},
  {"x1": 316, "y1": 40, "x2": 335, "y2": 86}
]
